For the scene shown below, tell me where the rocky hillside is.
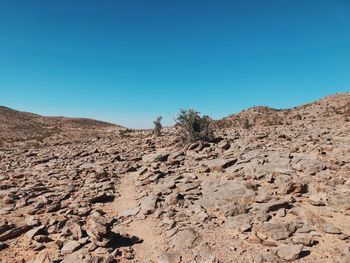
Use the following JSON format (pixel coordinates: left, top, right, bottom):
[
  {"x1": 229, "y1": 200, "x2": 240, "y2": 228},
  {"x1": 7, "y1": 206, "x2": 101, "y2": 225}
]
[
  {"x1": 0, "y1": 93, "x2": 350, "y2": 262},
  {"x1": 219, "y1": 93, "x2": 350, "y2": 128},
  {"x1": 0, "y1": 106, "x2": 123, "y2": 143}
]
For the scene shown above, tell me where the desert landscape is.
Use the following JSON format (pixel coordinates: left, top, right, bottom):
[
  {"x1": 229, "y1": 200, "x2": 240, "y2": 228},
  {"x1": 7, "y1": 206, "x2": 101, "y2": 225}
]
[{"x1": 1, "y1": 93, "x2": 350, "y2": 262}]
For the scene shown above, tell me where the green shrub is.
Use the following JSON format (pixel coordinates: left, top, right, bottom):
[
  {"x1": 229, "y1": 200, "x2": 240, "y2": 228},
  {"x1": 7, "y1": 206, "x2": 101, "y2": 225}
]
[
  {"x1": 153, "y1": 116, "x2": 163, "y2": 136},
  {"x1": 175, "y1": 109, "x2": 214, "y2": 144}
]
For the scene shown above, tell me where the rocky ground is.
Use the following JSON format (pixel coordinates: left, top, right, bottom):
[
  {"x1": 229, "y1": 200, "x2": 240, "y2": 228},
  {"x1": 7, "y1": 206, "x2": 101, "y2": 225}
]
[{"x1": 1, "y1": 94, "x2": 350, "y2": 262}]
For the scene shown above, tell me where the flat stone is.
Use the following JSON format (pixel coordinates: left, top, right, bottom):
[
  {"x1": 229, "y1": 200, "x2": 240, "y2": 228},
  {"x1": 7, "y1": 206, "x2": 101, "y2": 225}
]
[
  {"x1": 25, "y1": 216, "x2": 40, "y2": 227},
  {"x1": 86, "y1": 216, "x2": 108, "y2": 240},
  {"x1": 292, "y1": 234, "x2": 315, "y2": 246},
  {"x1": 320, "y1": 223, "x2": 341, "y2": 234},
  {"x1": 155, "y1": 153, "x2": 170, "y2": 162},
  {"x1": 225, "y1": 214, "x2": 252, "y2": 233},
  {"x1": 308, "y1": 194, "x2": 325, "y2": 206},
  {"x1": 257, "y1": 222, "x2": 296, "y2": 241},
  {"x1": 25, "y1": 225, "x2": 45, "y2": 240},
  {"x1": 142, "y1": 152, "x2": 169, "y2": 163},
  {"x1": 140, "y1": 195, "x2": 158, "y2": 215},
  {"x1": 255, "y1": 189, "x2": 272, "y2": 203},
  {"x1": 178, "y1": 182, "x2": 199, "y2": 192},
  {"x1": 327, "y1": 193, "x2": 350, "y2": 210},
  {"x1": 264, "y1": 198, "x2": 293, "y2": 212},
  {"x1": 277, "y1": 244, "x2": 303, "y2": 261},
  {"x1": 158, "y1": 251, "x2": 181, "y2": 263},
  {"x1": 170, "y1": 228, "x2": 199, "y2": 251},
  {"x1": 296, "y1": 225, "x2": 316, "y2": 234},
  {"x1": 291, "y1": 154, "x2": 325, "y2": 175},
  {"x1": 33, "y1": 250, "x2": 51, "y2": 263},
  {"x1": 119, "y1": 207, "x2": 140, "y2": 218},
  {"x1": 61, "y1": 247, "x2": 89, "y2": 263},
  {"x1": 61, "y1": 240, "x2": 81, "y2": 255},
  {"x1": 204, "y1": 158, "x2": 237, "y2": 172},
  {"x1": 0, "y1": 225, "x2": 31, "y2": 242}
]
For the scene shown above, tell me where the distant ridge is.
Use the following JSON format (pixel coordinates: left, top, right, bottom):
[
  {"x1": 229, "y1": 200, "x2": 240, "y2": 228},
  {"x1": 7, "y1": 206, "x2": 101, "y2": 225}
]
[{"x1": 0, "y1": 106, "x2": 124, "y2": 142}]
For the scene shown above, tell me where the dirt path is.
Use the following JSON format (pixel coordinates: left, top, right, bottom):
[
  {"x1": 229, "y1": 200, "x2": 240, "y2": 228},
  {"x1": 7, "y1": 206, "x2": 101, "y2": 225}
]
[{"x1": 103, "y1": 171, "x2": 165, "y2": 262}]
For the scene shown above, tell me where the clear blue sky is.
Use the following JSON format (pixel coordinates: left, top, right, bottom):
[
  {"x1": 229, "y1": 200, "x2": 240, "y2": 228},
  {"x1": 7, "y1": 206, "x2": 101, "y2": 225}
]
[{"x1": 0, "y1": 1, "x2": 349, "y2": 128}]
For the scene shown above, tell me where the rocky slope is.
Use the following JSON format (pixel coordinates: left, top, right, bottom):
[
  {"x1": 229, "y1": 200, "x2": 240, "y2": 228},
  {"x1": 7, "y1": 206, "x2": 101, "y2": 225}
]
[
  {"x1": 0, "y1": 93, "x2": 350, "y2": 262},
  {"x1": 0, "y1": 106, "x2": 123, "y2": 144},
  {"x1": 219, "y1": 93, "x2": 350, "y2": 128}
]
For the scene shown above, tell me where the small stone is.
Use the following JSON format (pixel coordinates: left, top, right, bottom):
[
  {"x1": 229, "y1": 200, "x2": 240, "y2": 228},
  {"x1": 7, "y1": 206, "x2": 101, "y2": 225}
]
[
  {"x1": 32, "y1": 242, "x2": 45, "y2": 251},
  {"x1": 78, "y1": 237, "x2": 89, "y2": 245},
  {"x1": 70, "y1": 222, "x2": 83, "y2": 239},
  {"x1": 277, "y1": 244, "x2": 303, "y2": 261},
  {"x1": 296, "y1": 224, "x2": 316, "y2": 233},
  {"x1": 104, "y1": 254, "x2": 116, "y2": 263},
  {"x1": 257, "y1": 222, "x2": 296, "y2": 241},
  {"x1": 155, "y1": 153, "x2": 170, "y2": 162},
  {"x1": 140, "y1": 195, "x2": 158, "y2": 215},
  {"x1": 25, "y1": 216, "x2": 40, "y2": 227},
  {"x1": 254, "y1": 210, "x2": 271, "y2": 222},
  {"x1": 61, "y1": 240, "x2": 81, "y2": 255},
  {"x1": 119, "y1": 207, "x2": 140, "y2": 218},
  {"x1": 225, "y1": 215, "x2": 252, "y2": 233},
  {"x1": 308, "y1": 195, "x2": 325, "y2": 206},
  {"x1": 292, "y1": 234, "x2": 315, "y2": 246},
  {"x1": 32, "y1": 250, "x2": 51, "y2": 263},
  {"x1": 170, "y1": 228, "x2": 199, "y2": 251},
  {"x1": 61, "y1": 248, "x2": 89, "y2": 263},
  {"x1": 320, "y1": 223, "x2": 341, "y2": 234},
  {"x1": 86, "y1": 213, "x2": 109, "y2": 241},
  {"x1": 88, "y1": 242, "x2": 98, "y2": 252},
  {"x1": 25, "y1": 225, "x2": 45, "y2": 240},
  {"x1": 158, "y1": 251, "x2": 181, "y2": 263},
  {"x1": 276, "y1": 208, "x2": 286, "y2": 217}
]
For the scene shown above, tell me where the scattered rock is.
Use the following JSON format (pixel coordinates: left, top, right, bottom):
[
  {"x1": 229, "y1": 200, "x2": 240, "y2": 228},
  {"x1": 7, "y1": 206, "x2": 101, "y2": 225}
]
[
  {"x1": 32, "y1": 250, "x2": 51, "y2": 263},
  {"x1": 257, "y1": 222, "x2": 296, "y2": 241},
  {"x1": 292, "y1": 234, "x2": 315, "y2": 246},
  {"x1": 25, "y1": 225, "x2": 46, "y2": 240},
  {"x1": 320, "y1": 223, "x2": 341, "y2": 234},
  {"x1": 119, "y1": 207, "x2": 140, "y2": 218},
  {"x1": 61, "y1": 240, "x2": 81, "y2": 255},
  {"x1": 0, "y1": 225, "x2": 31, "y2": 242},
  {"x1": 277, "y1": 244, "x2": 303, "y2": 261},
  {"x1": 140, "y1": 195, "x2": 158, "y2": 215},
  {"x1": 225, "y1": 214, "x2": 252, "y2": 233}
]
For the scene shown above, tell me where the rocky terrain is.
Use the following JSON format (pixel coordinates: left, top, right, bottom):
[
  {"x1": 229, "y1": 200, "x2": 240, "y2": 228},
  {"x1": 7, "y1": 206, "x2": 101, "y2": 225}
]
[
  {"x1": 1, "y1": 93, "x2": 350, "y2": 263},
  {"x1": 0, "y1": 106, "x2": 122, "y2": 145}
]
